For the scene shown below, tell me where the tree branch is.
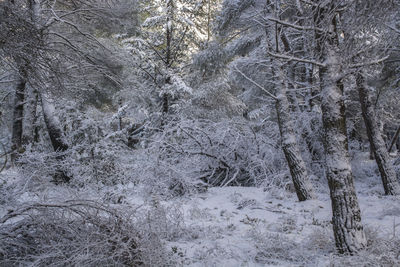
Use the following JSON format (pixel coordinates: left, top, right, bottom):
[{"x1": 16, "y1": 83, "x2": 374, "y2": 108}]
[
  {"x1": 233, "y1": 65, "x2": 278, "y2": 100},
  {"x1": 350, "y1": 55, "x2": 389, "y2": 68},
  {"x1": 266, "y1": 17, "x2": 327, "y2": 33},
  {"x1": 267, "y1": 51, "x2": 325, "y2": 67}
]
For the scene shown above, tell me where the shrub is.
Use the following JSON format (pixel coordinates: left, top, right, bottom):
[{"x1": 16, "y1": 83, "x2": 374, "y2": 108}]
[{"x1": 0, "y1": 200, "x2": 172, "y2": 266}]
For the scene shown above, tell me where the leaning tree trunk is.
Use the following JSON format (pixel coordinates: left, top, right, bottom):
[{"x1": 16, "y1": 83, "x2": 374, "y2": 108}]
[
  {"x1": 11, "y1": 76, "x2": 26, "y2": 163},
  {"x1": 320, "y1": 49, "x2": 366, "y2": 254},
  {"x1": 41, "y1": 93, "x2": 70, "y2": 183},
  {"x1": 270, "y1": 28, "x2": 314, "y2": 201},
  {"x1": 275, "y1": 78, "x2": 314, "y2": 201},
  {"x1": 356, "y1": 73, "x2": 400, "y2": 195}
]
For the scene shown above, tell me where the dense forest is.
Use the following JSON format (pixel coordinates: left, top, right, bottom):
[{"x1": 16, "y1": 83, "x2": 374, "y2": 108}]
[{"x1": 1, "y1": 0, "x2": 400, "y2": 265}]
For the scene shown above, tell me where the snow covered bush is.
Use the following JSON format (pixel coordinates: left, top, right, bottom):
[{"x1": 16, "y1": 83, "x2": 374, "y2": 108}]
[
  {"x1": 251, "y1": 231, "x2": 321, "y2": 265},
  {"x1": 133, "y1": 117, "x2": 286, "y2": 196},
  {"x1": 0, "y1": 200, "x2": 174, "y2": 266},
  {"x1": 250, "y1": 226, "x2": 335, "y2": 266},
  {"x1": 330, "y1": 226, "x2": 400, "y2": 266}
]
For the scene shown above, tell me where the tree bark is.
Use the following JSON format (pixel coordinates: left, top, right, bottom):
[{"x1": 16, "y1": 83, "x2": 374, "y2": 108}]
[
  {"x1": 320, "y1": 49, "x2": 366, "y2": 254},
  {"x1": 11, "y1": 76, "x2": 26, "y2": 163},
  {"x1": 356, "y1": 73, "x2": 400, "y2": 195},
  {"x1": 266, "y1": 22, "x2": 315, "y2": 201},
  {"x1": 162, "y1": 0, "x2": 174, "y2": 114},
  {"x1": 22, "y1": 86, "x2": 38, "y2": 147},
  {"x1": 276, "y1": 77, "x2": 315, "y2": 201},
  {"x1": 41, "y1": 93, "x2": 70, "y2": 183},
  {"x1": 41, "y1": 94, "x2": 68, "y2": 152},
  {"x1": 388, "y1": 125, "x2": 400, "y2": 153}
]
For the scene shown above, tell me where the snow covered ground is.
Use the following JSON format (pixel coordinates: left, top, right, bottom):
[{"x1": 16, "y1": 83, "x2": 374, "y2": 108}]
[
  {"x1": 1, "y1": 156, "x2": 400, "y2": 266},
  {"x1": 150, "y1": 186, "x2": 400, "y2": 266}
]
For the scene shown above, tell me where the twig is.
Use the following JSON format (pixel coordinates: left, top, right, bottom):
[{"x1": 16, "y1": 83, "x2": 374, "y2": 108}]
[
  {"x1": 266, "y1": 16, "x2": 326, "y2": 33},
  {"x1": 350, "y1": 55, "x2": 389, "y2": 68},
  {"x1": 0, "y1": 142, "x2": 8, "y2": 173},
  {"x1": 267, "y1": 51, "x2": 325, "y2": 67},
  {"x1": 233, "y1": 65, "x2": 278, "y2": 100}
]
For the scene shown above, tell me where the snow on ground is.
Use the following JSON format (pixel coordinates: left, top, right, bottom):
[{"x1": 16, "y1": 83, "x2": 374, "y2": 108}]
[
  {"x1": 121, "y1": 185, "x2": 400, "y2": 266},
  {"x1": 159, "y1": 187, "x2": 332, "y2": 266},
  {"x1": 1, "y1": 153, "x2": 400, "y2": 266}
]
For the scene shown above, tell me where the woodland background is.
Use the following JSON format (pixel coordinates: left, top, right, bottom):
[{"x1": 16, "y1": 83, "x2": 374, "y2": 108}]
[{"x1": 1, "y1": 0, "x2": 400, "y2": 266}]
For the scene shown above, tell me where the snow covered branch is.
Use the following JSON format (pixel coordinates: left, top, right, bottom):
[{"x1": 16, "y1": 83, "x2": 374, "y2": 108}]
[
  {"x1": 350, "y1": 55, "x2": 389, "y2": 68},
  {"x1": 233, "y1": 65, "x2": 278, "y2": 100},
  {"x1": 266, "y1": 17, "x2": 327, "y2": 33},
  {"x1": 267, "y1": 52, "x2": 325, "y2": 67}
]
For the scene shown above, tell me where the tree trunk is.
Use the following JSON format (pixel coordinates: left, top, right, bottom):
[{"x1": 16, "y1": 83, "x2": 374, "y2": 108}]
[
  {"x1": 41, "y1": 94, "x2": 68, "y2": 152},
  {"x1": 162, "y1": 0, "x2": 174, "y2": 114},
  {"x1": 356, "y1": 73, "x2": 400, "y2": 195},
  {"x1": 320, "y1": 49, "x2": 366, "y2": 254},
  {"x1": 388, "y1": 125, "x2": 400, "y2": 153},
  {"x1": 41, "y1": 93, "x2": 70, "y2": 183},
  {"x1": 22, "y1": 86, "x2": 38, "y2": 147},
  {"x1": 11, "y1": 77, "x2": 26, "y2": 163},
  {"x1": 271, "y1": 27, "x2": 314, "y2": 201},
  {"x1": 275, "y1": 78, "x2": 314, "y2": 201}
]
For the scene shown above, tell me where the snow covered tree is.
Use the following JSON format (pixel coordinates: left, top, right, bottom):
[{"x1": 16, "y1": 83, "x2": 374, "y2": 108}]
[
  {"x1": 267, "y1": 0, "x2": 400, "y2": 252},
  {"x1": 343, "y1": 0, "x2": 400, "y2": 195},
  {"x1": 0, "y1": 0, "x2": 132, "y2": 180},
  {"x1": 294, "y1": 0, "x2": 368, "y2": 253},
  {"x1": 121, "y1": 0, "x2": 221, "y2": 115},
  {"x1": 357, "y1": 73, "x2": 400, "y2": 195},
  {"x1": 212, "y1": 0, "x2": 315, "y2": 201}
]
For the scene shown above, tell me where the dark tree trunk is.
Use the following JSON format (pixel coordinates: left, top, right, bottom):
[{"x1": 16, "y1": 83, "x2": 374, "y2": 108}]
[
  {"x1": 22, "y1": 86, "x2": 38, "y2": 147},
  {"x1": 11, "y1": 77, "x2": 26, "y2": 163},
  {"x1": 311, "y1": 1, "x2": 367, "y2": 253},
  {"x1": 162, "y1": 85, "x2": 169, "y2": 114},
  {"x1": 388, "y1": 125, "x2": 400, "y2": 153},
  {"x1": 41, "y1": 94, "x2": 70, "y2": 183},
  {"x1": 162, "y1": 0, "x2": 173, "y2": 115},
  {"x1": 320, "y1": 50, "x2": 366, "y2": 254},
  {"x1": 356, "y1": 73, "x2": 400, "y2": 195},
  {"x1": 275, "y1": 79, "x2": 314, "y2": 201}
]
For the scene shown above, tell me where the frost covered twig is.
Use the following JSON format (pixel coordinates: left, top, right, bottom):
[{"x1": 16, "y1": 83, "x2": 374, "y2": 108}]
[
  {"x1": 267, "y1": 51, "x2": 325, "y2": 67},
  {"x1": 233, "y1": 65, "x2": 278, "y2": 100},
  {"x1": 266, "y1": 16, "x2": 327, "y2": 33}
]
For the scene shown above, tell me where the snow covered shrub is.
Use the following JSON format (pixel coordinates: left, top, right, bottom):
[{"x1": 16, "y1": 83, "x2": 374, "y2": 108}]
[
  {"x1": 134, "y1": 118, "x2": 286, "y2": 196},
  {"x1": 0, "y1": 200, "x2": 173, "y2": 266},
  {"x1": 54, "y1": 104, "x2": 135, "y2": 186},
  {"x1": 11, "y1": 103, "x2": 132, "y2": 187},
  {"x1": 137, "y1": 198, "x2": 194, "y2": 243},
  {"x1": 250, "y1": 227, "x2": 335, "y2": 266},
  {"x1": 330, "y1": 226, "x2": 400, "y2": 266},
  {"x1": 305, "y1": 227, "x2": 335, "y2": 254},
  {"x1": 192, "y1": 42, "x2": 227, "y2": 77},
  {"x1": 251, "y1": 231, "x2": 320, "y2": 265},
  {"x1": 16, "y1": 150, "x2": 71, "y2": 186}
]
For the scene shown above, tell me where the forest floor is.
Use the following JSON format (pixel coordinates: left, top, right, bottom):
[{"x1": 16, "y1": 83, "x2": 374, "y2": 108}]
[
  {"x1": 161, "y1": 186, "x2": 400, "y2": 266},
  {"x1": 1, "y1": 153, "x2": 400, "y2": 266}
]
